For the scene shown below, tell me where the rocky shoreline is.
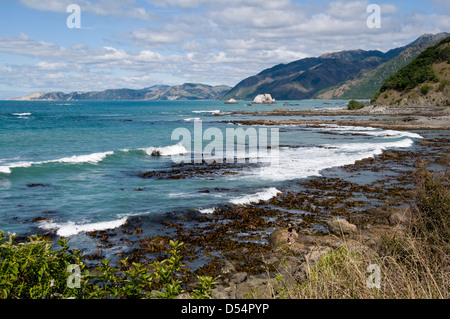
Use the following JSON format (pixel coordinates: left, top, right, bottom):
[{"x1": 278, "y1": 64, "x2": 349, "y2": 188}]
[
  {"x1": 217, "y1": 105, "x2": 450, "y2": 131},
  {"x1": 83, "y1": 114, "x2": 449, "y2": 298}
]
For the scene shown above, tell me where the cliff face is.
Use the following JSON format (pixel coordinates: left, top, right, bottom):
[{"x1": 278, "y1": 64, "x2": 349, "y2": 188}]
[{"x1": 372, "y1": 37, "x2": 450, "y2": 107}]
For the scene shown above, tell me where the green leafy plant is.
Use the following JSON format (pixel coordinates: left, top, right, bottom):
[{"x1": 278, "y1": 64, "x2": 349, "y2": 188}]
[
  {"x1": 420, "y1": 85, "x2": 431, "y2": 95},
  {"x1": 347, "y1": 99, "x2": 365, "y2": 110},
  {"x1": 0, "y1": 234, "x2": 216, "y2": 299},
  {"x1": 191, "y1": 275, "x2": 218, "y2": 299}
]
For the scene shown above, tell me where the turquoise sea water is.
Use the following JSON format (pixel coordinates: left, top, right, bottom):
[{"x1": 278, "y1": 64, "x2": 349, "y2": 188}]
[{"x1": 0, "y1": 100, "x2": 423, "y2": 247}]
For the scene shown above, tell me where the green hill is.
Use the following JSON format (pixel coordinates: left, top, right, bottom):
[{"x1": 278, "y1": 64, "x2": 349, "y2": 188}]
[
  {"x1": 316, "y1": 33, "x2": 449, "y2": 99},
  {"x1": 224, "y1": 33, "x2": 449, "y2": 101},
  {"x1": 373, "y1": 36, "x2": 450, "y2": 106}
]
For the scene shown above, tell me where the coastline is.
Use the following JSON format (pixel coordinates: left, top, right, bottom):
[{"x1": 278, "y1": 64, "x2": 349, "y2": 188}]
[
  {"x1": 86, "y1": 107, "x2": 449, "y2": 298},
  {"x1": 217, "y1": 105, "x2": 450, "y2": 131}
]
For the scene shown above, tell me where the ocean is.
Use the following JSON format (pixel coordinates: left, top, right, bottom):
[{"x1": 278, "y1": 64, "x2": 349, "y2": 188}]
[{"x1": 0, "y1": 99, "x2": 423, "y2": 254}]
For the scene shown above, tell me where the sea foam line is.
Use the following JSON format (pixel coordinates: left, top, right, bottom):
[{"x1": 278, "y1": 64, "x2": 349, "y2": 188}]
[
  {"x1": 237, "y1": 137, "x2": 416, "y2": 182},
  {"x1": 315, "y1": 124, "x2": 423, "y2": 139},
  {"x1": 0, "y1": 151, "x2": 114, "y2": 174},
  {"x1": 230, "y1": 187, "x2": 281, "y2": 205},
  {"x1": 0, "y1": 141, "x2": 188, "y2": 174},
  {"x1": 39, "y1": 217, "x2": 128, "y2": 237},
  {"x1": 192, "y1": 110, "x2": 220, "y2": 114}
]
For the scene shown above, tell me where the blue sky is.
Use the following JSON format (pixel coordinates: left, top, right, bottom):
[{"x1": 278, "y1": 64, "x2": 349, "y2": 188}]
[{"x1": 0, "y1": 0, "x2": 449, "y2": 99}]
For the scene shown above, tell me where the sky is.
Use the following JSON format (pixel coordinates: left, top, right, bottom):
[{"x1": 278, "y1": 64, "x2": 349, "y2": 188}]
[{"x1": 0, "y1": 0, "x2": 449, "y2": 99}]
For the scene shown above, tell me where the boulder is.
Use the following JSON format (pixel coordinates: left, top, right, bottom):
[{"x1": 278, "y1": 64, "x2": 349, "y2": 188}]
[
  {"x1": 225, "y1": 98, "x2": 238, "y2": 104},
  {"x1": 230, "y1": 272, "x2": 247, "y2": 284},
  {"x1": 326, "y1": 218, "x2": 358, "y2": 236},
  {"x1": 221, "y1": 260, "x2": 236, "y2": 274},
  {"x1": 235, "y1": 275, "x2": 277, "y2": 299},
  {"x1": 268, "y1": 228, "x2": 299, "y2": 249},
  {"x1": 252, "y1": 94, "x2": 276, "y2": 104},
  {"x1": 211, "y1": 285, "x2": 237, "y2": 299}
]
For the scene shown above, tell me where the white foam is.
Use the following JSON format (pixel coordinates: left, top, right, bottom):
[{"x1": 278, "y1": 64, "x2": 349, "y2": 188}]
[
  {"x1": 144, "y1": 142, "x2": 188, "y2": 156},
  {"x1": 198, "y1": 207, "x2": 216, "y2": 214},
  {"x1": 240, "y1": 138, "x2": 415, "y2": 182},
  {"x1": 0, "y1": 166, "x2": 12, "y2": 174},
  {"x1": 0, "y1": 151, "x2": 114, "y2": 174},
  {"x1": 315, "y1": 125, "x2": 423, "y2": 139},
  {"x1": 12, "y1": 113, "x2": 32, "y2": 116},
  {"x1": 192, "y1": 110, "x2": 220, "y2": 114},
  {"x1": 52, "y1": 151, "x2": 114, "y2": 164},
  {"x1": 230, "y1": 187, "x2": 281, "y2": 205},
  {"x1": 184, "y1": 117, "x2": 201, "y2": 122},
  {"x1": 39, "y1": 217, "x2": 128, "y2": 237},
  {"x1": 0, "y1": 161, "x2": 33, "y2": 174}
]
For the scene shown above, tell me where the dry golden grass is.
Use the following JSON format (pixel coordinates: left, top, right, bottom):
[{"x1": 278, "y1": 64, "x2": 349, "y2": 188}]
[{"x1": 270, "y1": 170, "x2": 449, "y2": 299}]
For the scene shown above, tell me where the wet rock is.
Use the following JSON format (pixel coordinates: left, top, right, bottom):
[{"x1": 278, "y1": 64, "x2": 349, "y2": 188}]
[
  {"x1": 381, "y1": 151, "x2": 400, "y2": 159},
  {"x1": 222, "y1": 260, "x2": 236, "y2": 274},
  {"x1": 419, "y1": 139, "x2": 432, "y2": 146},
  {"x1": 326, "y1": 218, "x2": 357, "y2": 236},
  {"x1": 32, "y1": 216, "x2": 53, "y2": 223},
  {"x1": 27, "y1": 183, "x2": 47, "y2": 188},
  {"x1": 413, "y1": 157, "x2": 429, "y2": 168}
]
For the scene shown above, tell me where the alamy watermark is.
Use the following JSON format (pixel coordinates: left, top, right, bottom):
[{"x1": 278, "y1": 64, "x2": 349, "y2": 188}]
[
  {"x1": 366, "y1": 264, "x2": 381, "y2": 289},
  {"x1": 67, "y1": 264, "x2": 81, "y2": 289},
  {"x1": 367, "y1": 4, "x2": 381, "y2": 29},
  {"x1": 170, "y1": 119, "x2": 279, "y2": 165},
  {"x1": 67, "y1": 4, "x2": 81, "y2": 29}
]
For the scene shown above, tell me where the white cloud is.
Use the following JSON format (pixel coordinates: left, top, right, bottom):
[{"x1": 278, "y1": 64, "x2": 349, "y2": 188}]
[
  {"x1": 2, "y1": 0, "x2": 449, "y2": 98},
  {"x1": 35, "y1": 61, "x2": 68, "y2": 70},
  {"x1": 20, "y1": 0, "x2": 155, "y2": 21}
]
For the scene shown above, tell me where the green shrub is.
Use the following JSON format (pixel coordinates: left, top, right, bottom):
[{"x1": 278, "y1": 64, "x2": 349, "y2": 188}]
[
  {"x1": 420, "y1": 85, "x2": 431, "y2": 95},
  {"x1": 371, "y1": 91, "x2": 381, "y2": 103},
  {"x1": 437, "y1": 80, "x2": 449, "y2": 92},
  {"x1": 347, "y1": 100, "x2": 365, "y2": 110},
  {"x1": 380, "y1": 37, "x2": 450, "y2": 93},
  {"x1": 0, "y1": 234, "x2": 216, "y2": 299}
]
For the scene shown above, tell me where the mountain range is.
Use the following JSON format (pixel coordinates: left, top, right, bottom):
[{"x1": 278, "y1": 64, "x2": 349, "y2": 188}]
[
  {"x1": 11, "y1": 83, "x2": 231, "y2": 101},
  {"x1": 224, "y1": 32, "x2": 449, "y2": 101},
  {"x1": 10, "y1": 32, "x2": 449, "y2": 102}
]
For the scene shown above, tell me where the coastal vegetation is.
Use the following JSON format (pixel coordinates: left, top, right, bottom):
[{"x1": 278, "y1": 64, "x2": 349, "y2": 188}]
[
  {"x1": 0, "y1": 236, "x2": 217, "y2": 299},
  {"x1": 273, "y1": 168, "x2": 449, "y2": 299},
  {"x1": 373, "y1": 36, "x2": 450, "y2": 106},
  {"x1": 347, "y1": 99, "x2": 365, "y2": 110},
  {"x1": 1, "y1": 165, "x2": 448, "y2": 299},
  {"x1": 379, "y1": 37, "x2": 449, "y2": 93}
]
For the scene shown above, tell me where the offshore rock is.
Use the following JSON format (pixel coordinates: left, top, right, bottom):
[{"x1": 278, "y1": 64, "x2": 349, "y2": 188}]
[
  {"x1": 252, "y1": 94, "x2": 276, "y2": 104},
  {"x1": 225, "y1": 98, "x2": 238, "y2": 104}
]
